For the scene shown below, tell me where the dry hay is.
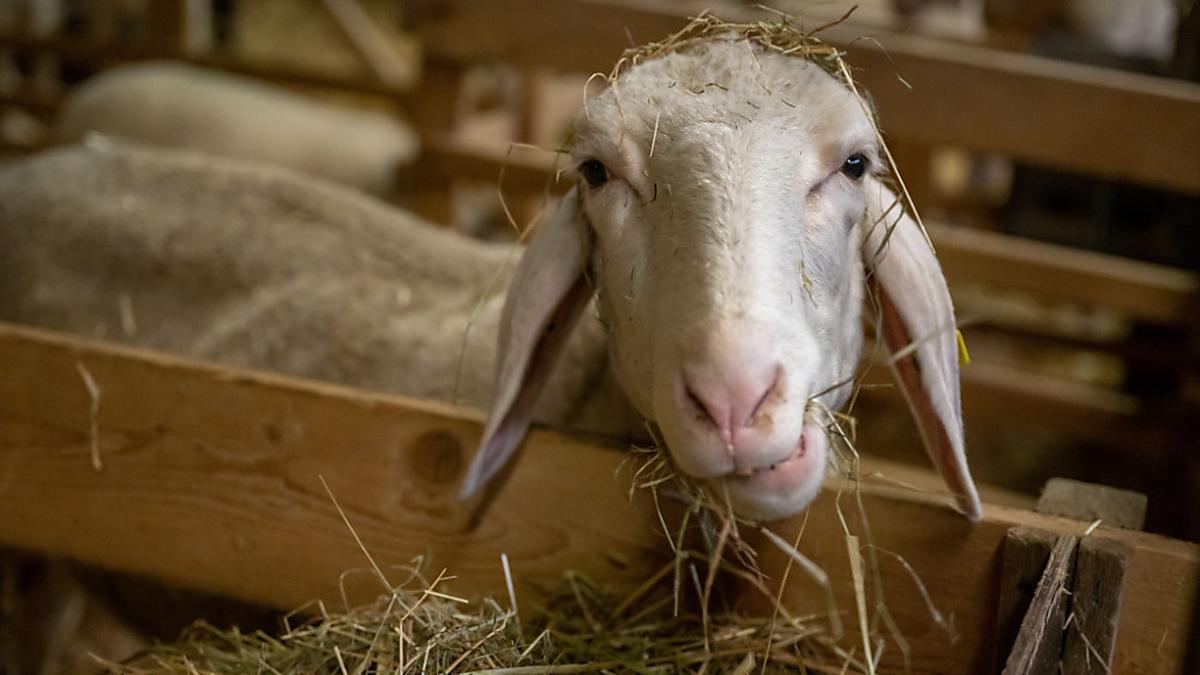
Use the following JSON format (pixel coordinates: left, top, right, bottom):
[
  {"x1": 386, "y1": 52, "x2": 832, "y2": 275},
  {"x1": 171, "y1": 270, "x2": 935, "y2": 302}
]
[
  {"x1": 104, "y1": 11, "x2": 945, "y2": 675},
  {"x1": 106, "y1": 564, "x2": 861, "y2": 674}
]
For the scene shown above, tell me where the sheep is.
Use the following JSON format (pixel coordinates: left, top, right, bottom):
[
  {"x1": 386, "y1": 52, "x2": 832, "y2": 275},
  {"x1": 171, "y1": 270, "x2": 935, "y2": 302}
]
[
  {"x1": 0, "y1": 35, "x2": 980, "y2": 523},
  {"x1": 460, "y1": 36, "x2": 981, "y2": 522},
  {"x1": 51, "y1": 61, "x2": 418, "y2": 197},
  {"x1": 0, "y1": 138, "x2": 638, "y2": 443}
]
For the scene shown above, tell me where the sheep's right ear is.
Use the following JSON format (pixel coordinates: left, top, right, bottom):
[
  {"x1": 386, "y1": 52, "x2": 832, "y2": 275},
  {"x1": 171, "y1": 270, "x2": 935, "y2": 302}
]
[{"x1": 459, "y1": 187, "x2": 593, "y2": 500}]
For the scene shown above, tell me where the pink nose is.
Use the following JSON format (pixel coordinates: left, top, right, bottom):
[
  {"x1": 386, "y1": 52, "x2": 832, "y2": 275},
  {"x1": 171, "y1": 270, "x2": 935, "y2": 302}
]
[{"x1": 684, "y1": 360, "x2": 782, "y2": 447}]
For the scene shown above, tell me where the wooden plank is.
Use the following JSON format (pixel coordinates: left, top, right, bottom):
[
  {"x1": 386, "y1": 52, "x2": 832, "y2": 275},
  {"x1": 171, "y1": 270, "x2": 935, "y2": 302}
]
[
  {"x1": 0, "y1": 322, "x2": 1195, "y2": 674},
  {"x1": 1063, "y1": 537, "x2": 1132, "y2": 674},
  {"x1": 318, "y1": 0, "x2": 409, "y2": 88},
  {"x1": 404, "y1": 62, "x2": 469, "y2": 225},
  {"x1": 1002, "y1": 534, "x2": 1077, "y2": 674},
  {"x1": 403, "y1": 132, "x2": 569, "y2": 193},
  {"x1": 0, "y1": 33, "x2": 415, "y2": 98},
  {"x1": 1037, "y1": 478, "x2": 1148, "y2": 530},
  {"x1": 929, "y1": 223, "x2": 1199, "y2": 326},
  {"x1": 995, "y1": 527, "x2": 1058, "y2": 672},
  {"x1": 1032, "y1": 479, "x2": 1142, "y2": 673},
  {"x1": 143, "y1": 0, "x2": 212, "y2": 56},
  {"x1": 418, "y1": 0, "x2": 1200, "y2": 194},
  {"x1": 26, "y1": 0, "x2": 62, "y2": 99}
]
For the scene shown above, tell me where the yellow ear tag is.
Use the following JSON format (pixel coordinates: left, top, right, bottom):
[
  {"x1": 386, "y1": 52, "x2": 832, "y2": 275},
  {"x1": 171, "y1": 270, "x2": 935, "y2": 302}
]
[{"x1": 956, "y1": 329, "x2": 970, "y2": 365}]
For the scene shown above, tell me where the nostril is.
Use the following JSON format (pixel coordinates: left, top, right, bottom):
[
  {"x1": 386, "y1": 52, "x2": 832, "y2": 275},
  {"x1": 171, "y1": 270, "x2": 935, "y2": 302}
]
[
  {"x1": 746, "y1": 365, "x2": 783, "y2": 426},
  {"x1": 685, "y1": 381, "x2": 726, "y2": 432},
  {"x1": 681, "y1": 362, "x2": 783, "y2": 439}
]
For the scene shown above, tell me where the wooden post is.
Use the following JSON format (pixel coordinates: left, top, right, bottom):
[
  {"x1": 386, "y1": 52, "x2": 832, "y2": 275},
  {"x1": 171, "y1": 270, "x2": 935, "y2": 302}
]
[
  {"x1": 1062, "y1": 538, "x2": 1132, "y2": 673},
  {"x1": 1036, "y1": 478, "x2": 1147, "y2": 530},
  {"x1": 995, "y1": 527, "x2": 1058, "y2": 672},
  {"x1": 27, "y1": 0, "x2": 62, "y2": 98},
  {"x1": 406, "y1": 59, "x2": 468, "y2": 226},
  {"x1": 0, "y1": 2, "x2": 17, "y2": 96},
  {"x1": 997, "y1": 479, "x2": 1150, "y2": 673},
  {"x1": 1002, "y1": 534, "x2": 1078, "y2": 675},
  {"x1": 1036, "y1": 479, "x2": 1142, "y2": 674},
  {"x1": 143, "y1": 0, "x2": 212, "y2": 56}
]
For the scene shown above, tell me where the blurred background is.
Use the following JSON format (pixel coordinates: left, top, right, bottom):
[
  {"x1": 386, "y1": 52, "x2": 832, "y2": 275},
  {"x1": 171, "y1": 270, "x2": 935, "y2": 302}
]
[{"x1": 0, "y1": 1, "x2": 1197, "y2": 670}]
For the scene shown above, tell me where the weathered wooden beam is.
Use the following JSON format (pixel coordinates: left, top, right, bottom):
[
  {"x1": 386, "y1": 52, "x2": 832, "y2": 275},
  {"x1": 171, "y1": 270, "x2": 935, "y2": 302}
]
[
  {"x1": 1063, "y1": 537, "x2": 1133, "y2": 674},
  {"x1": 995, "y1": 527, "x2": 1059, "y2": 672},
  {"x1": 1037, "y1": 478, "x2": 1148, "y2": 531},
  {"x1": 1036, "y1": 479, "x2": 1144, "y2": 674},
  {"x1": 1002, "y1": 534, "x2": 1078, "y2": 674},
  {"x1": 417, "y1": 0, "x2": 1200, "y2": 194},
  {"x1": 996, "y1": 480, "x2": 1146, "y2": 672},
  {"x1": 0, "y1": 322, "x2": 1195, "y2": 673}
]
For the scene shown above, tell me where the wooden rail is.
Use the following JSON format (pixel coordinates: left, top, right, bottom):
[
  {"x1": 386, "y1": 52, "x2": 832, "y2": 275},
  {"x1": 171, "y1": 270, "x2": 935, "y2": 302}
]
[
  {"x1": 415, "y1": 0, "x2": 1200, "y2": 195},
  {"x1": 0, "y1": 322, "x2": 1195, "y2": 674},
  {"x1": 930, "y1": 223, "x2": 1198, "y2": 326},
  {"x1": 0, "y1": 32, "x2": 415, "y2": 98}
]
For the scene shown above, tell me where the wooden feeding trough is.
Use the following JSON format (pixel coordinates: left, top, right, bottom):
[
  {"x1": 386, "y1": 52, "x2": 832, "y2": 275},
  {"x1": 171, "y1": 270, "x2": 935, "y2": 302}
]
[{"x1": 0, "y1": 322, "x2": 1196, "y2": 673}]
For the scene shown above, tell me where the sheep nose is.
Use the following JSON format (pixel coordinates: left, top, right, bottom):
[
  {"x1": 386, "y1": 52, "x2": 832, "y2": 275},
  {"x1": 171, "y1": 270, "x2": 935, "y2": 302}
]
[{"x1": 684, "y1": 361, "x2": 783, "y2": 443}]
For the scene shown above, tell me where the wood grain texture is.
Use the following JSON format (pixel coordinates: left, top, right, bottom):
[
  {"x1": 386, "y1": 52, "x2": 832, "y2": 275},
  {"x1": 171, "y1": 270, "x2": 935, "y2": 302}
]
[
  {"x1": 416, "y1": 0, "x2": 1200, "y2": 194},
  {"x1": 1063, "y1": 537, "x2": 1132, "y2": 674},
  {"x1": 1037, "y1": 478, "x2": 1148, "y2": 530},
  {"x1": 1002, "y1": 534, "x2": 1077, "y2": 675},
  {"x1": 0, "y1": 322, "x2": 1195, "y2": 674},
  {"x1": 995, "y1": 527, "x2": 1058, "y2": 672}
]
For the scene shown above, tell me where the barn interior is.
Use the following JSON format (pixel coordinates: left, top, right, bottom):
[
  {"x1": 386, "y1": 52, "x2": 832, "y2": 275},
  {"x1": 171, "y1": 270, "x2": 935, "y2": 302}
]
[{"x1": 0, "y1": 1, "x2": 1197, "y2": 673}]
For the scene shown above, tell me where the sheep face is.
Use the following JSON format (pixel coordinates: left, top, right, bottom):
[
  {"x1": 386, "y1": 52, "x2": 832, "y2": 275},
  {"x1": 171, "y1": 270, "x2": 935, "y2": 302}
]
[
  {"x1": 570, "y1": 41, "x2": 876, "y2": 519},
  {"x1": 464, "y1": 38, "x2": 980, "y2": 524}
]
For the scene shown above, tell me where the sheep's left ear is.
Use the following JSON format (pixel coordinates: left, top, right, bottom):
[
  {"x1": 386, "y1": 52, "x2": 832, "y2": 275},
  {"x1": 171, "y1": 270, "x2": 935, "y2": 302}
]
[
  {"x1": 459, "y1": 187, "x2": 593, "y2": 500},
  {"x1": 861, "y1": 178, "x2": 982, "y2": 520}
]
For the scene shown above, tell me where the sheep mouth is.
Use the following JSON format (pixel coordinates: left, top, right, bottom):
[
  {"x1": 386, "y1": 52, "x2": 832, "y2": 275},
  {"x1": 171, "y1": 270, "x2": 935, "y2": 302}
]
[
  {"x1": 714, "y1": 420, "x2": 828, "y2": 521},
  {"x1": 729, "y1": 430, "x2": 808, "y2": 478}
]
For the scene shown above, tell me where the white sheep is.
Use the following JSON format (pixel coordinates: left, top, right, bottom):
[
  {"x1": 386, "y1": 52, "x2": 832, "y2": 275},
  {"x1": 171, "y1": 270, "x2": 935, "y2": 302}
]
[
  {"x1": 52, "y1": 61, "x2": 417, "y2": 197},
  {"x1": 1, "y1": 35, "x2": 980, "y2": 523},
  {"x1": 460, "y1": 36, "x2": 981, "y2": 521},
  {"x1": 0, "y1": 138, "x2": 639, "y2": 439}
]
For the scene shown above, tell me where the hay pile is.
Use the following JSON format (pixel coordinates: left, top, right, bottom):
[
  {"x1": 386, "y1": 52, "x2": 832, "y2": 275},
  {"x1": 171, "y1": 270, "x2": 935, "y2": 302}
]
[{"x1": 109, "y1": 568, "x2": 859, "y2": 674}]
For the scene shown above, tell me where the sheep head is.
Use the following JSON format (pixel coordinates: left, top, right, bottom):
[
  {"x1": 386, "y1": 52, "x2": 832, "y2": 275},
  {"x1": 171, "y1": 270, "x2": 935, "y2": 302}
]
[{"x1": 461, "y1": 37, "x2": 982, "y2": 522}]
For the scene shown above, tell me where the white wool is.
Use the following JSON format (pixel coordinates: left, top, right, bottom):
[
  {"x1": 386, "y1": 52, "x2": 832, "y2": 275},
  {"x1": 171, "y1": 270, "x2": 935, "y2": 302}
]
[
  {"x1": 52, "y1": 62, "x2": 418, "y2": 196},
  {"x1": 0, "y1": 142, "x2": 638, "y2": 438}
]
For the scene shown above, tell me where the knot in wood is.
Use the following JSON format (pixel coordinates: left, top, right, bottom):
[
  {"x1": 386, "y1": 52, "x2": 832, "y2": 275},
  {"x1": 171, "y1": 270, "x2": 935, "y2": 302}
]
[{"x1": 408, "y1": 430, "x2": 464, "y2": 486}]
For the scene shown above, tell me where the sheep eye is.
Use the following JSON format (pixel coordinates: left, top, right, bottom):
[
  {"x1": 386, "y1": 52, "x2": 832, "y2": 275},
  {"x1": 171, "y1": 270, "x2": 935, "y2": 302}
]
[
  {"x1": 841, "y1": 153, "x2": 867, "y2": 180},
  {"x1": 579, "y1": 159, "x2": 609, "y2": 188}
]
